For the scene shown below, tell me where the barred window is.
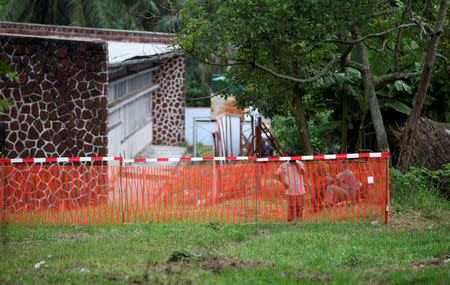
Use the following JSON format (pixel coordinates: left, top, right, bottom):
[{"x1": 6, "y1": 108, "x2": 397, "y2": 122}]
[{"x1": 109, "y1": 70, "x2": 154, "y2": 103}]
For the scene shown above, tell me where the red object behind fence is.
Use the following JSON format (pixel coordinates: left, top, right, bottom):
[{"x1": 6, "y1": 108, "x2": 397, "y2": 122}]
[{"x1": 0, "y1": 154, "x2": 389, "y2": 225}]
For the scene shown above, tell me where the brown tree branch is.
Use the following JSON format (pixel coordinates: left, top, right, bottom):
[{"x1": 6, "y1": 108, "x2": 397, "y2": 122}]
[
  {"x1": 394, "y1": 5, "x2": 409, "y2": 72},
  {"x1": 373, "y1": 71, "x2": 422, "y2": 86},
  {"x1": 185, "y1": 46, "x2": 351, "y2": 85},
  {"x1": 252, "y1": 60, "x2": 337, "y2": 83},
  {"x1": 253, "y1": 45, "x2": 354, "y2": 83},
  {"x1": 366, "y1": 38, "x2": 389, "y2": 52},
  {"x1": 411, "y1": 18, "x2": 433, "y2": 35},
  {"x1": 344, "y1": 60, "x2": 422, "y2": 86},
  {"x1": 326, "y1": 23, "x2": 418, "y2": 44},
  {"x1": 343, "y1": 59, "x2": 368, "y2": 72}
]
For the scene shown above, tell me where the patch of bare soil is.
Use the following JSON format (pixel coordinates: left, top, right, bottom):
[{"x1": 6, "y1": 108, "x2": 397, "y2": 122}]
[
  {"x1": 397, "y1": 255, "x2": 448, "y2": 270},
  {"x1": 353, "y1": 253, "x2": 449, "y2": 274},
  {"x1": 385, "y1": 210, "x2": 448, "y2": 231},
  {"x1": 294, "y1": 270, "x2": 332, "y2": 282},
  {"x1": 148, "y1": 254, "x2": 272, "y2": 277},
  {"x1": 395, "y1": 253, "x2": 449, "y2": 271},
  {"x1": 144, "y1": 261, "x2": 196, "y2": 284},
  {"x1": 201, "y1": 255, "x2": 273, "y2": 273}
]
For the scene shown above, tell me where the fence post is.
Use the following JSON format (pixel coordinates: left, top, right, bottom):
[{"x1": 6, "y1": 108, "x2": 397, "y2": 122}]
[
  {"x1": 384, "y1": 154, "x2": 390, "y2": 224},
  {"x1": 193, "y1": 117, "x2": 198, "y2": 157},
  {"x1": 120, "y1": 154, "x2": 125, "y2": 225},
  {"x1": 250, "y1": 116, "x2": 254, "y2": 155},
  {"x1": 0, "y1": 163, "x2": 4, "y2": 225},
  {"x1": 212, "y1": 133, "x2": 216, "y2": 157},
  {"x1": 255, "y1": 117, "x2": 262, "y2": 157},
  {"x1": 255, "y1": 117, "x2": 262, "y2": 223}
]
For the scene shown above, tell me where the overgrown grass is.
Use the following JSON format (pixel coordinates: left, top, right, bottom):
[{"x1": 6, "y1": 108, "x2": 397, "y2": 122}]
[
  {"x1": 390, "y1": 165, "x2": 449, "y2": 221},
  {"x1": 0, "y1": 221, "x2": 448, "y2": 284},
  {"x1": 0, "y1": 167, "x2": 448, "y2": 284}
]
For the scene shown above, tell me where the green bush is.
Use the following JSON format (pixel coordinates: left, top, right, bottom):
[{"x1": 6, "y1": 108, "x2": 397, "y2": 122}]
[
  {"x1": 185, "y1": 83, "x2": 211, "y2": 107},
  {"x1": 390, "y1": 165, "x2": 449, "y2": 219},
  {"x1": 168, "y1": 248, "x2": 201, "y2": 262},
  {"x1": 271, "y1": 115, "x2": 328, "y2": 154}
]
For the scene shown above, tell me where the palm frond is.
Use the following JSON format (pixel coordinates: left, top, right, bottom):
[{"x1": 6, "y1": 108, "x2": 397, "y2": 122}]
[
  {"x1": 22, "y1": 0, "x2": 39, "y2": 23},
  {"x1": 83, "y1": 0, "x2": 110, "y2": 28},
  {"x1": 67, "y1": 0, "x2": 87, "y2": 26},
  {"x1": 0, "y1": 0, "x2": 32, "y2": 21},
  {"x1": 97, "y1": 0, "x2": 121, "y2": 29}
]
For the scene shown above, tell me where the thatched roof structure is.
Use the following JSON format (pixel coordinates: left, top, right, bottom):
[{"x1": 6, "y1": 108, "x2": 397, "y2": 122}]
[{"x1": 394, "y1": 117, "x2": 450, "y2": 170}]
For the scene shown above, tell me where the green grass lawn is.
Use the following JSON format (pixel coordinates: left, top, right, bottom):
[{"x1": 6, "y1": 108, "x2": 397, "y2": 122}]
[
  {"x1": 0, "y1": 208, "x2": 448, "y2": 284},
  {"x1": 1, "y1": 166, "x2": 449, "y2": 284}
]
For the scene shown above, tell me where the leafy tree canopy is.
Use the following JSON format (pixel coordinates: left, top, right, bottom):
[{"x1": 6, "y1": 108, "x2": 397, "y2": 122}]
[
  {"x1": 176, "y1": 0, "x2": 448, "y2": 154},
  {"x1": 0, "y1": 59, "x2": 17, "y2": 113}
]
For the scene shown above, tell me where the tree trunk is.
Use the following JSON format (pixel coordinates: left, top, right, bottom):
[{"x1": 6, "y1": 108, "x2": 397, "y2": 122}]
[
  {"x1": 356, "y1": 42, "x2": 390, "y2": 152},
  {"x1": 290, "y1": 84, "x2": 313, "y2": 154},
  {"x1": 394, "y1": 7, "x2": 408, "y2": 72},
  {"x1": 397, "y1": 0, "x2": 449, "y2": 170},
  {"x1": 356, "y1": 111, "x2": 366, "y2": 151},
  {"x1": 341, "y1": 55, "x2": 350, "y2": 153}
]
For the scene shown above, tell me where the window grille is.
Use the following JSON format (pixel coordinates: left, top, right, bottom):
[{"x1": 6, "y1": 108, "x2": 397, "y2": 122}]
[
  {"x1": 123, "y1": 90, "x2": 153, "y2": 137},
  {"x1": 109, "y1": 70, "x2": 154, "y2": 103}
]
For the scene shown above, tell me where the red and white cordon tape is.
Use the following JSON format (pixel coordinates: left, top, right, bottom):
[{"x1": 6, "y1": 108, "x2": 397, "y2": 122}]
[{"x1": 0, "y1": 152, "x2": 389, "y2": 164}]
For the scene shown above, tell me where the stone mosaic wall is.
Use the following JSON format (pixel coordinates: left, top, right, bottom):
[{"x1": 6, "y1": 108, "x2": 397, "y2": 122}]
[
  {"x1": 0, "y1": 34, "x2": 108, "y2": 158},
  {"x1": 0, "y1": 22, "x2": 186, "y2": 214},
  {"x1": 0, "y1": 22, "x2": 186, "y2": 148},
  {"x1": 153, "y1": 55, "x2": 185, "y2": 145},
  {"x1": 0, "y1": 34, "x2": 109, "y2": 213}
]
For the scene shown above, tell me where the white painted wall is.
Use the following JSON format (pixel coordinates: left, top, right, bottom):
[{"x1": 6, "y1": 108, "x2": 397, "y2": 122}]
[
  {"x1": 120, "y1": 121, "x2": 153, "y2": 157},
  {"x1": 217, "y1": 115, "x2": 242, "y2": 156},
  {"x1": 108, "y1": 113, "x2": 153, "y2": 157},
  {"x1": 107, "y1": 87, "x2": 154, "y2": 157},
  {"x1": 185, "y1": 107, "x2": 216, "y2": 146}
]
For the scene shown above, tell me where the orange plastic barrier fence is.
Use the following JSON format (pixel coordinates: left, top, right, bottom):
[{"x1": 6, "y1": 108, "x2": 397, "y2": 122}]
[{"x1": 0, "y1": 157, "x2": 389, "y2": 225}]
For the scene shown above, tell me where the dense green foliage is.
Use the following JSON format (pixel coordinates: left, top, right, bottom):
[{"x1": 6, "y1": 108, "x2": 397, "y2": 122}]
[
  {"x1": 271, "y1": 115, "x2": 330, "y2": 154},
  {"x1": 176, "y1": 0, "x2": 449, "y2": 155},
  {"x1": 177, "y1": 0, "x2": 366, "y2": 114},
  {"x1": 185, "y1": 55, "x2": 212, "y2": 107},
  {"x1": 0, "y1": 59, "x2": 17, "y2": 114},
  {"x1": 0, "y1": 0, "x2": 9, "y2": 10},
  {"x1": 390, "y1": 164, "x2": 450, "y2": 216},
  {"x1": 185, "y1": 83, "x2": 210, "y2": 107}
]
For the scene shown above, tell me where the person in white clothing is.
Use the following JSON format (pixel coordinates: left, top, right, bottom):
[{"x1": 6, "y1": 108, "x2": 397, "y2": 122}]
[{"x1": 276, "y1": 160, "x2": 306, "y2": 222}]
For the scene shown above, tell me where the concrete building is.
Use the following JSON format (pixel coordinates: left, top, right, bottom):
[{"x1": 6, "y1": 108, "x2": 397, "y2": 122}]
[{"x1": 0, "y1": 22, "x2": 185, "y2": 159}]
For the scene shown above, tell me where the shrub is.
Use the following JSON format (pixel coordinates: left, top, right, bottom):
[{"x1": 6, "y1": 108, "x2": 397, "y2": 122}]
[
  {"x1": 271, "y1": 115, "x2": 329, "y2": 154},
  {"x1": 168, "y1": 248, "x2": 202, "y2": 262},
  {"x1": 186, "y1": 83, "x2": 211, "y2": 107},
  {"x1": 390, "y1": 164, "x2": 449, "y2": 219}
]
